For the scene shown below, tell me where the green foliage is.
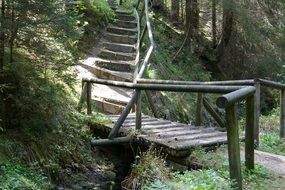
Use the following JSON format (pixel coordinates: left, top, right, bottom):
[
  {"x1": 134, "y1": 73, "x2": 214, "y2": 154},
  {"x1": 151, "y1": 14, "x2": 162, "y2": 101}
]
[
  {"x1": 141, "y1": 14, "x2": 211, "y2": 123},
  {"x1": 259, "y1": 132, "x2": 285, "y2": 156},
  {"x1": 122, "y1": 149, "x2": 170, "y2": 190},
  {"x1": 0, "y1": 162, "x2": 51, "y2": 190}
]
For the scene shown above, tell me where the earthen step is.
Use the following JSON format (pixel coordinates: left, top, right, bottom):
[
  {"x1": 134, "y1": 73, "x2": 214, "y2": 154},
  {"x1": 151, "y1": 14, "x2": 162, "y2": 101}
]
[
  {"x1": 107, "y1": 26, "x2": 137, "y2": 36},
  {"x1": 103, "y1": 42, "x2": 136, "y2": 53},
  {"x1": 116, "y1": 14, "x2": 136, "y2": 22},
  {"x1": 105, "y1": 33, "x2": 137, "y2": 44},
  {"x1": 98, "y1": 49, "x2": 136, "y2": 61},
  {"x1": 95, "y1": 59, "x2": 135, "y2": 72},
  {"x1": 94, "y1": 66, "x2": 133, "y2": 82},
  {"x1": 113, "y1": 20, "x2": 137, "y2": 29},
  {"x1": 115, "y1": 10, "x2": 133, "y2": 15}
]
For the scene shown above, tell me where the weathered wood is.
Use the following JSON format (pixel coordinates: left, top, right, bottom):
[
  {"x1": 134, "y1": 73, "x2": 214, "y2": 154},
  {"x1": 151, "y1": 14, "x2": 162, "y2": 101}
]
[
  {"x1": 216, "y1": 86, "x2": 256, "y2": 108},
  {"x1": 245, "y1": 95, "x2": 255, "y2": 170},
  {"x1": 280, "y1": 90, "x2": 285, "y2": 138},
  {"x1": 144, "y1": 91, "x2": 159, "y2": 118},
  {"x1": 225, "y1": 105, "x2": 242, "y2": 190},
  {"x1": 257, "y1": 79, "x2": 285, "y2": 90},
  {"x1": 137, "y1": 78, "x2": 255, "y2": 86},
  {"x1": 83, "y1": 78, "x2": 246, "y2": 94},
  {"x1": 86, "y1": 82, "x2": 92, "y2": 115},
  {"x1": 203, "y1": 98, "x2": 226, "y2": 128},
  {"x1": 91, "y1": 136, "x2": 131, "y2": 146},
  {"x1": 136, "y1": 90, "x2": 142, "y2": 130},
  {"x1": 254, "y1": 81, "x2": 261, "y2": 146},
  {"x1": 108, "y1": 91, "x2": 139, "y2": 139},
  {"x1": 195, "y1": 93, "x2": 203, "y2": 126}
]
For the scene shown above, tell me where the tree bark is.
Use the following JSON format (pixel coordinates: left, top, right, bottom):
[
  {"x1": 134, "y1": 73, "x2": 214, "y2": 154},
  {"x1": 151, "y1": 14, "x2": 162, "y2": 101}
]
[
  {"x1": 212, "y1": 0, "x2": 217, "y2": 47},
  {"x1": 171, "y1": 0, "x2": 179, "y2": 21},
  {"x1": 217, "y1": 0, "x2": 234, "y2": 60},
  {"x1": 0, "y1": 0, "x2": 5, "y2": 71}
]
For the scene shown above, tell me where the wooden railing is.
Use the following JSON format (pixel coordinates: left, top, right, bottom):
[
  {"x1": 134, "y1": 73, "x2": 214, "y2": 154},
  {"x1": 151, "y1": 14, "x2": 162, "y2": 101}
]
[{"x1": 82, "y1": 77, "x2": 256, "y2": 190}]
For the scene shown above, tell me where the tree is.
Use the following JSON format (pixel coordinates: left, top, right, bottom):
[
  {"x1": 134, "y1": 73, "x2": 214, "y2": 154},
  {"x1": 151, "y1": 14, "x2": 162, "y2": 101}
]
[{"x1": 171, "y1": 0, "x2": 180, "y2": 22}]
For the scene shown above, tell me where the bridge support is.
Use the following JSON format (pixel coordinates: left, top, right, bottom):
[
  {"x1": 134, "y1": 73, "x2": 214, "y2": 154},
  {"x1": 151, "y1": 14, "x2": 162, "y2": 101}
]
[
  {"x1": 225, "y1": 105, "x2": 242, "y2": 190},
  {"x1": 280, "y1": 89, "x2": 285, "y2": 138}
]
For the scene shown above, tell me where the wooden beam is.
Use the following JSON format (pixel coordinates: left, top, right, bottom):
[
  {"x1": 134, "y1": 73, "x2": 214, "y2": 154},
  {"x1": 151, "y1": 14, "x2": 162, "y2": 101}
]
[
  {"x1": 195, "y1": 93, "x2": 203, "y2": 126},
  {"x1": 83, "y1": 78, "x2": 246, "y2": 94},
  {"x1": 91, "y1": 137, "x2": 131, "y2": 146},
  {"x1": 136, "y1": 90, "x2": 142, "y2": 130},
  {"x1": 225, "y1": 105, "x2": 242, "y2": 190},
  {"x1": 203, "y1": 98, "x2": 226, "y2": 128},
  {"x1": 108, "y1": 91, "x2": 139, "y2": 139},
  {"x1": 216, "y1": 86, "x2": 256, "y2": 108},
  {"x1": 145, "y1": 91, "x2": 159, "y2": 118},
  {"x1": 280, "y1": 90, "x2": 285, "y2": 138},
  {"x1": 254, "y1": 81, "x2": 261, "y2": 146},
  {"x1": 245, "y1": 95, "x2": 255, "y2": 170}
]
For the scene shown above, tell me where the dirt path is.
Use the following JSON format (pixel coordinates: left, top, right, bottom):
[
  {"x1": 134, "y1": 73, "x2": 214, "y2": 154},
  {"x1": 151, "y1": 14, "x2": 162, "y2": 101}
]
[{"x1": 241, "y1": 149, "x2": 285, "y2": 178}]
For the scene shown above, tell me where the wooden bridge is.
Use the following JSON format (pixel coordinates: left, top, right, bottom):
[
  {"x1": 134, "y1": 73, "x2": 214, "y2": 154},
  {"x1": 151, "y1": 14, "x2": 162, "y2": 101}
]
[{"x1": 77, "y1": 0, "x2": 285, "y2": 189}]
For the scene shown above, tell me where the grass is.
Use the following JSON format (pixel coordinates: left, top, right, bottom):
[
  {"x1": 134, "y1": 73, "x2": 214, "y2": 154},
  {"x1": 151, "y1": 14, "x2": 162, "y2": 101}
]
[
  {"x1": 0, "y1": 162, "x2": 51, "y2": 190},
  {"x1": 139, "y1": 146, "x2": 285, "y2": 190}
]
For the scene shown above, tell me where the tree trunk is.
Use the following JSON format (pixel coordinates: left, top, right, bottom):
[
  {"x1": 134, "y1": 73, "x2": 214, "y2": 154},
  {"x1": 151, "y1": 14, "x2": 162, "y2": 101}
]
[
  {"x1": 190, "y1": 0, "x2": 199, "y2": 31},
  {"x1": 217, "y1": 0, "x2": 234, "y2": 60},
  {"x1": 171, "y1": 0, "x2": 179, "y2": 22},
  {"x1": 9, "y1": 0, "x2": 15, "y2": 63},
  {"x1": 0, "y1": 0, "x2": 5, "y2": 71},
  {"x1": 212, "y1": 0, "x2": 217, "y2": 47},
  {"x1": 185, "y1": 0, "x2": 191, "y2": 42}
]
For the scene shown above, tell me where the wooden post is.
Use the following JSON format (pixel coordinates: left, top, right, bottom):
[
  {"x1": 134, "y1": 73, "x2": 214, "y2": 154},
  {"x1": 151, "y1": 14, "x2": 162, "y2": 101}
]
[
  {"x1": 86, "y1": 82, "x2": 92, "y2": 115},
  {"x1": 119, "y1": 0, "x2": 122, "y2": 5},
  {"x1": 280, "y1": 90, "x2": 285, "y2": 138},
  {"x1": 145, "y1": 91, "x2": 159, "y2": 118},
  {"x1": 136, "y1": 90, "x2": 142, "y2": 130},
  {"x1": 254, "y1": 81, "x2": 261, "y2": 146},
  {"x1": 225, "y1": 105, "x2": 242, "y2": 190},
  {"x1": 203, "y1": 98, "x2": 226, "y2": 128},
  {"x1": 195, "y1": 93, "x2": 203, "y2": 126},
  {"x1": 77, "y1": 82, "x2": 88, "y2": 111},
  {"x1": 245, "y1": 95, "x2": 255, "y2": 170}
]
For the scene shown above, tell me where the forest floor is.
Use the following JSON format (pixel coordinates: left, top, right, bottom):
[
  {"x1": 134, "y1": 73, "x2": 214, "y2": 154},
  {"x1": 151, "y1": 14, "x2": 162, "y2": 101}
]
[{"x1": 240, "y1": 149, "x2": 285, "y2": 178}]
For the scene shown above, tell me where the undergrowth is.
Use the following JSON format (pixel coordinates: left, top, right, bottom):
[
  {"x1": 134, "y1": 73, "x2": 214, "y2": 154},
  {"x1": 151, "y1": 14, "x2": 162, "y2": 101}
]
[
  {"x1": 141, "y1": 12, "x2": 211, "y2": 123},
  {"x1": 139, "y1": 147, "x2": 285, "y2": 190}
]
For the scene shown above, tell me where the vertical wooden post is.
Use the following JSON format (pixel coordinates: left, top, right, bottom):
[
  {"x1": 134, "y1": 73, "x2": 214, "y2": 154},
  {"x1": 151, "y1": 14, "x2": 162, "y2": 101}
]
[
  {"x1": 225, "y1": 105, "x2": 242, "y2": 190},
  {"x1": 145, "y1": 91, "x2": 159, "y2": 118},
  {"x1": 86, "y1": 82, "x2": 92, "y2": 115},
  {"x1": 136, "y1": 90, "x2": 142, "y2": 130},
  {"x1": 254, "y1": 81, "x2": 261, "y2": 146},
  {"x1": 280, "y1": 90, "x2": 285, "y2": 138},
  {"x1": 119, "y1": 0, "x2": 122, "y2": 5},
  {"x1": 195, "y1": 93, "x2": 203, "y2": 126},
  {"x1": 245, "y1": 95, "x2": 255, "y2": 170}
]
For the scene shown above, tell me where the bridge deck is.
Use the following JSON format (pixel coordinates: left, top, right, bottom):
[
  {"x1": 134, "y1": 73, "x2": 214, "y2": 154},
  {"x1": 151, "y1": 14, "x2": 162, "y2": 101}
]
[{"x1": 91, "y1": 114, "x2": 228, "y2": 157}]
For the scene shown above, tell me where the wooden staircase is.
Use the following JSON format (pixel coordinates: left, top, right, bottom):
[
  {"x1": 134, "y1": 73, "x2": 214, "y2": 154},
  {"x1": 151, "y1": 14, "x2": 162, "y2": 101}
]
[{"x1": 82, "y1": 0, "x2": 138, "y2": 114}]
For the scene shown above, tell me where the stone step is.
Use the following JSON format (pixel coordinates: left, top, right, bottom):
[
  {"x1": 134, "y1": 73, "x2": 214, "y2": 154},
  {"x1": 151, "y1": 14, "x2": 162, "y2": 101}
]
[
  {"x1": 113, "y1": 20, "x2": 137, "y2": 29},
  {"x1": 107, "y1": 25, "x2": 137, "y2": 36},
  {"x1": 95, "y1": 59, "x2": 135, "y2": 72},
  {"x1": 93, "y1": 98, "x2": 126, "y2": 114},
  {"x1": 105, "y1": 32, "x2": 137, "y2": 44},
  {"x1": 103, "y1": 42, "x2": 136, "y2": 53},
  {"x1": 115, "y1": 10, "x2": 133, "y2": 15},
  {"x1": 94, "y1": 66, "x2": 133, "y2": 82},
  {"x1": 116, "y1": 14, "x2": 136, "y2": 22},
  {"x1": 110, "y1": 6, "x2": 117, "y2": 10},
  {"x1": 98, "y1": 49, "x2": 136, "y2": 61}
]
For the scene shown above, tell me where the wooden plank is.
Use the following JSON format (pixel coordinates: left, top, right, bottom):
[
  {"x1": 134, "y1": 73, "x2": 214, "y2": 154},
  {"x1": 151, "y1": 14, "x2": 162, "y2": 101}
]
[
  {"x1": 173, "y1": 135, "x2": 228, "y2": 150},
  {"x1": 121, "y1": 120, "x2": 172, "y2": 127},
  {"x1": 149, "y1": 131, "x2": 227, "y2": 144},
  {"x1": 195, "y1": 93, "x2": 203, "y2": 126},
  {"x1": 146, "y1": 128, "x2": 216, "y2": 138}
]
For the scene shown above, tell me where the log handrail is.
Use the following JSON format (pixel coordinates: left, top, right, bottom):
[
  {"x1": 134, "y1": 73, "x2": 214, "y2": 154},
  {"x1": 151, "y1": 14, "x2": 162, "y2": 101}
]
[{"x1": 83, "y1": 77, "x2": 257, "y2": 190}]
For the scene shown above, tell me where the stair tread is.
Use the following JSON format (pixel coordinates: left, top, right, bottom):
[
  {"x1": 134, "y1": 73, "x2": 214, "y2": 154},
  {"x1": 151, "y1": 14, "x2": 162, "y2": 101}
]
[
  {"x1": 94, "y1": 66, "x2": 133, "y2": 81},
  {"x1": 108, "y1": 25, "x2": 137, "y2": 32},
  {"x1": 100, "y1": 49, "x2": 136, "y2": 57},
  {"x1": 92, "y1": 83, "x2": 134, "y2": 104}
]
